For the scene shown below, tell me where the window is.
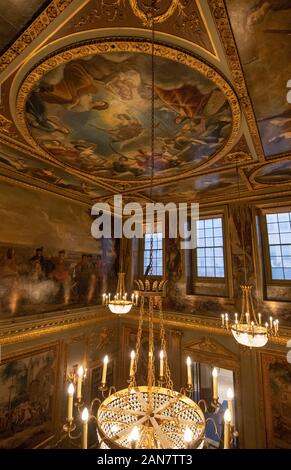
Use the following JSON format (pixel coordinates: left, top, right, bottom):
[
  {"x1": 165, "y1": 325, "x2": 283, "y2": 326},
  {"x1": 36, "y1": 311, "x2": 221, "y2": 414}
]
[
  {"x1": 143, "y1": 232, "x2": 163, "y2": 276},
  {"x1": 196, "y1": 217, "x2": 225, "y2": 278},
  {"x1": 266, "y1": 212, "x2": 291, "y2": 280}
]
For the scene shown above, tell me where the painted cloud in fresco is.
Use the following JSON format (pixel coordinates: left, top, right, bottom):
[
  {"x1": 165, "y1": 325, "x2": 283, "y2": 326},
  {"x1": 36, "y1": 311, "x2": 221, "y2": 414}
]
[{"x1": 26, "y1": 52, "x2": 233, "y2": 180}]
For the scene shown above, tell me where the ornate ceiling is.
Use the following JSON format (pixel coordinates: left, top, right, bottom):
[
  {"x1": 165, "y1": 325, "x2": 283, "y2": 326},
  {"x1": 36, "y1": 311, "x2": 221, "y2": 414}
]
[{"x1": 0, "y1": 0, "x2": 290, "y2": 206}]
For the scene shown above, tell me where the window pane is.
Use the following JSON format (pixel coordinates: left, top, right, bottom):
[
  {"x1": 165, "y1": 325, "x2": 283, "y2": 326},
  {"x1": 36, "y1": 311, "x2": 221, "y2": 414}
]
[
  {"x1": 279, "y1": 221, "x2": 291, "y2": 233},
  {"x1": 266, "y1": 211, "x2": 291, "y2": 280},
  {"x1": 268, "y1": 234, "x2": 280, "y2": 244},
  {"x1": 204, "y1": 219, "x2": 213, "y2": 229},
  {"x1": 215, "y1": 257, "x2": 224, "y2": 267},
  {"x1": 214, "y1": 247, "x2": 224, "y2": 257},
  {"x1": 266, "y1": 213, "x2": 278, "y2": 223},
  {"x1": 214, "y1": 227, "x2": 222, "y2": 237},
  {"x1": 282, "y1": 245, "x2": 291, "y2": 256},
  {"x1": 213, "y1": 218, "x2": 222, "y2": 228},
  {"x1": 205, "y1": 228, "x2": 213, "y2": 238},
  {"x1": 197, "y1": 220, "x2": 204, "y2": 229},
  {"x1": 270, "y1": 245, "x2": 281, "y2": 257},
  {"x1": 278, "y1": 213, "x2": 289, "y2": 222},
  {"x1": 206, "y1": 257, "x2": 214, "y2": 267},
  {"x1": 205, "y1": 238, "x2": 213, "y2": 247},
  {"x1": 197, "y1": 267, "x2": 206, "y2": 276},
  {"x1": 272, "y1": 268, "x2": 284, "y2": 279},
  {"x1": 280, "y1": 233, "x2": 291, "y2": 244},
  {"x1": 214, "y1": 237, "x2": 223, "y2": 247},
  {"x1": 215, "y1": 267, "x2": 224, "y2": 277},
  {"x1": 206, "y1": 267, "x2": 215, "y2": 277},
  {"x1": 284, "y1": 268, "x2": 291, "y2": 280},
  {"x1": 271, "y1": 257, "x2": 282, "y2": 267},
  {"x1": 267, "y1": 223, "x2": 279, "y2": 233},
  {"x1": 283, "y1": 257, "x2": 291, "y2": 268},
  {"x1": 197, "y1": 238, "x2": 205, "y2": 247}
]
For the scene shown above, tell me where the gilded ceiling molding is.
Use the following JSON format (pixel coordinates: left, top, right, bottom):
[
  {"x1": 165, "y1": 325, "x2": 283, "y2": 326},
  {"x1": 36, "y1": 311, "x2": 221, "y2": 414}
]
[
  {"x1": 0, "y1": 308, "x2": 113, "y2": 346},
  {"x1": 15, "y1": 39, "x2": 241, "y2": 189},
  {"x1": 0, "y1": 0, "x2": 74, "y2": 74},
  {"x1": 0, "y1": 114, "x2": 19, "y2": 140},
  {"x1": 208, "y1": 0, "x2": 265, "y2": 162}
]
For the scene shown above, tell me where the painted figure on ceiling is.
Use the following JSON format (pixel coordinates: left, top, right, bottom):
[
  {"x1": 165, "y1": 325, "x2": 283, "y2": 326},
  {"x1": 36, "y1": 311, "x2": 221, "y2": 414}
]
[{"x1": 247, "y1": 0, "x2": 291, "y2": 28}]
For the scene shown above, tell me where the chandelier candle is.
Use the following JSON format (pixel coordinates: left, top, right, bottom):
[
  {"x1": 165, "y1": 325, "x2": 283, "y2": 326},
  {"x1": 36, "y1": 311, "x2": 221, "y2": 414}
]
[
  {"x1": 224, "y1": 409, "x2": 231, "y2": 449},
  {"x1": 129, "y1": 351, "x2": 135, "y2": 377},
  {"x1": 186, "y1": 357, "x2": 192, "y2": 386},
  {"x1": 212, "y1": 368, "x2": 218, "y2": 401},
  {"x1": 102, "y1": 355, "x2": 109, "y2": 385},
  {"x1": 159, "y1": 351, "x2": 164, "y2": 378},
  {"x1": 67, "y1": 383, "x2": 75, "y2": 422},
  {"x1": 76, "y1": 365, "x2": 84, "y2": 401},
  {"x1": 227, "y1": 388, "x2": 234, "y2": 427},
  {"x1": 81, "y1": 407, "x2": 89, "y2": 449}
]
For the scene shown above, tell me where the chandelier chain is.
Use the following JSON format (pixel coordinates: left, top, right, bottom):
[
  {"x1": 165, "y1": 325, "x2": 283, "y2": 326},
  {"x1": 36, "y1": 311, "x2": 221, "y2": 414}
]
[
  {"x1": 158, "y1": 299, "x2": 173, "y2": 389},
  {"x1": 236, "y1": 163, "x2": 247, "y2": 284},
  {"x1": 129, "y1": 295, "x2": 145, "y2": 388},
  {"x1": 147, "y1": 1, "x2": 156, "y2": 276}
]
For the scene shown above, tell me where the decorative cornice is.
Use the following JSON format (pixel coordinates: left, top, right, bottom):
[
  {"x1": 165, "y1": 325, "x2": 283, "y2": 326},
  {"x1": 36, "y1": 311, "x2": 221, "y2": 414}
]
[{"x1": 0, "y1": 306, "x2": 114, "y2": 345}]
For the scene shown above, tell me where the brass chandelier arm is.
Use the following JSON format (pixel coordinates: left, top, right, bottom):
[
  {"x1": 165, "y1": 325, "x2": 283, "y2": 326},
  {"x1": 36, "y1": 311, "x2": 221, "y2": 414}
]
[
  {"x1": 116, "y1": 414, "x2": 150, "y2": 440},
  {"x1": 149, "y1": 416, "x2": 173, "y2": 449}
]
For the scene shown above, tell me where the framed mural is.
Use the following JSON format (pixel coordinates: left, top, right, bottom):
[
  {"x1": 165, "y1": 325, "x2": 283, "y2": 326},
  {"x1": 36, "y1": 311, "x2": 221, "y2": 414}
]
[
  {"x1": 0, "y1": 343, "x2": 59, "y2": 449},
  {"x1": 260, "y1": 350, "x2": 291, "y2": 448},
  {"x1": 0, "y1": 238, "x2": 118, "y2": 319}
]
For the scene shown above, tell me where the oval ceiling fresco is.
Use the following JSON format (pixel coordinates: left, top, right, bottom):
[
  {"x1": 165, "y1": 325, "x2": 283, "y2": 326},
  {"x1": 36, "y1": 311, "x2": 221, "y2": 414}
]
[
  {"x1": 252, "y1": 160, "x2": 291, "y2": 185},
  {"x1": 19, "y1": 42, "x2": 239, "y2": 183}
]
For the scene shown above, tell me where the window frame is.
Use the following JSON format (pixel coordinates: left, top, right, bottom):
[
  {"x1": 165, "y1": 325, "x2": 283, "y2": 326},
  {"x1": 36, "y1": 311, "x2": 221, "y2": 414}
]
[
  {"x1": 192, "y1": 214, "x2": 227, "y2": 283},
  {"x1": 260, "y1": 206, "x2": 291, "y2": 285}
]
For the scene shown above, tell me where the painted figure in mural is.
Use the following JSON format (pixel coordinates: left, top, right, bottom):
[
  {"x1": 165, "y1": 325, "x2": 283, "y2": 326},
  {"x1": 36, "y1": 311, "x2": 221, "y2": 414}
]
[
  {"x1": 29, "y1": 247, "x2": 55, "y2": 278},
  {"x1": 0, "y1": 248, "x2": 20, "y2": 314},
  {"x1": 75, "y1": 254, "x2": 91, "y2": 302},
  {"x1": 26, "y1": 91, "x2": 70, "y2": 134},
  {"x1": 0, "y1": 352, "x2": 55, "y2": 448},
  {"x1": 246, "y1": 0, "x2": 291, "y2": 28},
  {"x1": 94, "y1": 254, "x2": 105, "y2": 301},
  {"x1": 49, "y1": 250, "x2": 71, "y2": 304}
]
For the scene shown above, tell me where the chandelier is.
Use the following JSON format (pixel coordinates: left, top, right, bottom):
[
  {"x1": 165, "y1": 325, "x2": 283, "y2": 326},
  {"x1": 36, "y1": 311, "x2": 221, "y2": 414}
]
[
  {"x1": 103, "y1": 272, "x2": 137, "y2": 314},
  {"x1": 220, "y1": 164, "x2": 279, "y2": 348},
  {"x1": 61, "y1": 286, "x2": 238, "y2": 449},
  {"x1": 221, "y1": 284, "x2": 279, "y2": 348}
]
